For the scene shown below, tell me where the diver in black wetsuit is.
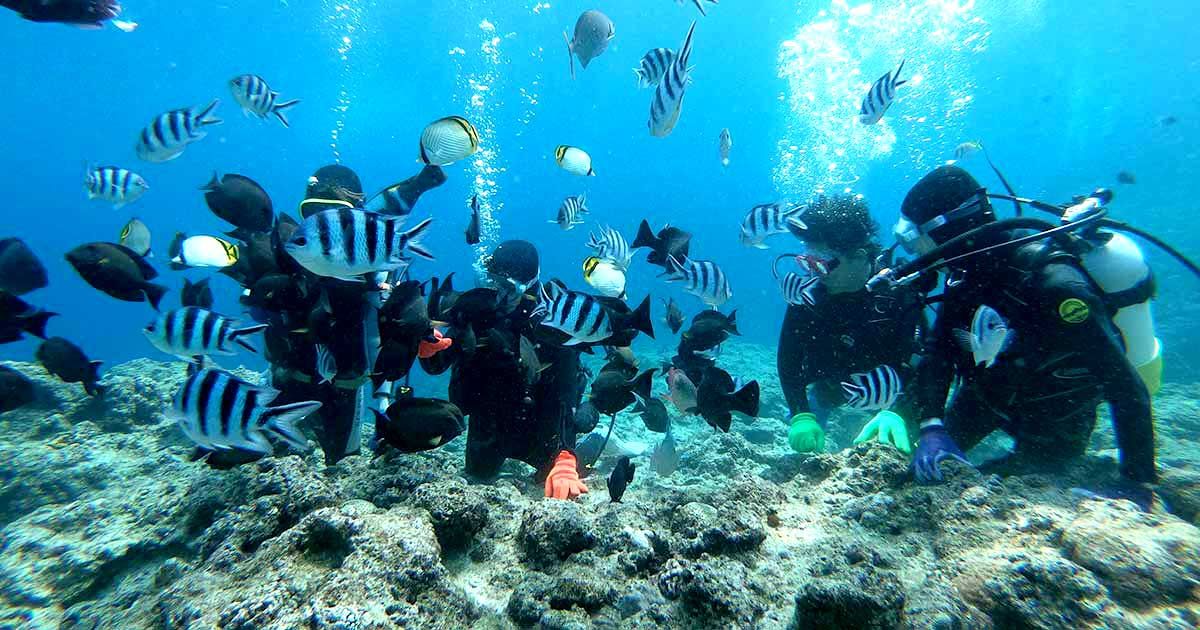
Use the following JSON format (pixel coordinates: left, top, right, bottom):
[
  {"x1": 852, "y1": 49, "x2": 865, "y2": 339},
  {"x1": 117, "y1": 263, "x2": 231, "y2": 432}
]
[
  {"x1": 897, "y1": 166, "x2": 1156, "y2": 507},
  {"x1": 0, "y1": 0, "x2": 119, "y2": 26},
  {"x1": 776, "y1": 195, "x2": 927, "y2": 454},
  {"x1": 420, "y1": 240, "x2": 591, "y2": 499}
]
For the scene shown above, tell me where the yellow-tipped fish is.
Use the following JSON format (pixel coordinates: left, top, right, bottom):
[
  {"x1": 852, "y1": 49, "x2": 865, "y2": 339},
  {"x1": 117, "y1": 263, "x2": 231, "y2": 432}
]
[
  {"x1": 555, "y1": 145, "x2": 596, "y2": 176},
  {"x1": 583, "y1": 256, "x2": 626, "y2": 299}
]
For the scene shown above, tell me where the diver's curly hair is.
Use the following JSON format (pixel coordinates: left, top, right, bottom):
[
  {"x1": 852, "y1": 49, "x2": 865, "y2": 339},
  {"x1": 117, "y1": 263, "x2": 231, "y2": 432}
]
[{"x1": 796, "y1": 194, "x2": 881, "y2": 255}]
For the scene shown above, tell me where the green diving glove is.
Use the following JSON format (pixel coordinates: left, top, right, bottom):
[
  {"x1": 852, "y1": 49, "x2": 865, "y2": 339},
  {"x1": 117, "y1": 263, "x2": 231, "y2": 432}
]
[
  {"x1": 853, "y1": 410, "x2": 912, "y2": 454},
  {"x1": 788, "y1": 413, "x2": 826, "y2": 453}
]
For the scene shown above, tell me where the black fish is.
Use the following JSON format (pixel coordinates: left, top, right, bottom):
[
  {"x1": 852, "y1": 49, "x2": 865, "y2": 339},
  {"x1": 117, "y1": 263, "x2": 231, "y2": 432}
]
[
  {"x1": 695, "y1": 367, "x2": 759, "y2": 433},
  {"x1": 681, "y1": 309, "x2": 738, "y2": 353},
  {"x1": 0, "y1": 238, "x2": 48, "y2": 296},
  {"x1": 425, "y1": 273, "x2": 459, "y2": 322},
  {"x1": 367, "y1": 165, "x2": 448, "y2": 217},
  {"x1": 576, "y1": 431, "x2": 606, "y2": 467},
  {"x1": 663, "y1": 297, "x2": 685, "y2": 334},
  {"x1": 1117, "y1": 171, "x2": 1137, "y2": 185},
  {"x1": 635, "y1": 397, "x2": 670, "y2": 433},
  {"x1": 244, "y1": 273, "x2": 314, "y2": 314},
  {"x1": 518, "y1": 335, "x2": 546, "y2": 386},
  {"x1": 465, "y1": 195, "x2": 482, "y2": 245},
  {"x1": 66, "y1": 242, "x2": 166, "y2": 310},
  {"x1": 0, "y1": 291, "x2": 55, "y2": 344},
  {"x1": 378, "y1": 280, "x2": 433, "y2": 344},
  {"x1": 36, "y1": 337, "x2": 104, "y2": 397},
  {"x1": 590, "y1": 367, "x2": 655, "y2": 416},
  {"x1": 608, "y1": 456, "x2": 635, "y2": 502},
  {"x1": 181, "y1": 278, "x2": 214, "y2": 309},
  {"x1": 3, "y1": 0, "x2": 121, "y2": 27},
  {"x1": 573, "y1": 400, "x2": 601, "y2": 433},
  {"x1": 632, "y1": 220, "x2": 691, "y2": 269},
  {"x1": 372, "y1": 340, "x2": 420, "y2": 388},
  {"x1": 0, "y1": 365, "x2": 34, "y2": 413},
  {"x1": 373, "y1": 397, "x2": 465, "y2": 453},
  {"x1": 203, "y1": 173, "x2": 275, "y2": 234}
]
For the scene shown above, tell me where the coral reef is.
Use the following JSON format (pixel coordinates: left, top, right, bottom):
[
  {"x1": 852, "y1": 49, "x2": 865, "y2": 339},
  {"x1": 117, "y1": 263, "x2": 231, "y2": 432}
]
[{"x1": 1, "y1": 348, "x2": 1200, "y2": 629}]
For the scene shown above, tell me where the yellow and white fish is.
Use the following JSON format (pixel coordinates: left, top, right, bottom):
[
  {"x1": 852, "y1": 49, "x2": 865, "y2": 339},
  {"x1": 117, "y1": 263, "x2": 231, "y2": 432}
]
[
  {"x1": 418, "y1": 116, "x2": 479, "y2": 166},
  {"x1": 583, "y1": 256, "x2": 626, "y2": 299},
  {"x1": 555, "y1": 145, "x2": 595, "y2": 176}
]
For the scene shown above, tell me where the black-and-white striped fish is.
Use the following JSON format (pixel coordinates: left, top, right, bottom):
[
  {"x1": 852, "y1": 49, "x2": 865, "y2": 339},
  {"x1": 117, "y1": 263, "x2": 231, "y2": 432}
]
[
  {"x1": 633, "y1": 48, "x2": 676, "y2": 88},
  {"x1": 780, "y1": 272, "x2": 819, "y2": 307},
  {"x1": 85, "y1": 165, "x2": 148, "y2": 208},
  {"x1": 649, "y1": 21, "x2": 697, "y2": 138},
  {"x1": 135, "y1": 100, "x2": 222, "y2": 162},
  {"x1": 739, "y1": 202, "x2": 807, "y2": 249},
  {"x1": 144, "y1": 307, "x2": 267, "y2": 359},
  {"x1": 552, "y1": 194, "x2": 588, "y2": 230},
  {"x1": 841, "y1": 365, "x2": 902, "y2": 410},
  {"x1": 229, "y1": 74, "x2": 301, "y2": 128},
  {"x1": 677, "y1": 0, "x2": 719, "y2": 16},
  {"x1": 284, "y1": 208, "x2": 434, "y2": 281},
  {"x1": 586, "y1": 225, "x2": 633, "y2": 270},
  {"x1": 419, "y1": 116, "x2": 480, "y2": 166},
  {"x1": 170, "y1": 368, "x2": 320, "y2": 454},
  {"x1": 665, "y1": 255, "x2": 732, "y2": 307},
  {"x1": 536, "y1": 282, "x2": 613, "y2": 346},
  {"x1": 858, "y1": 60, "x2": 907, "y2": 125},
  {"x1": 315, "y1": 344, "x2": 337, "y2": 384}
]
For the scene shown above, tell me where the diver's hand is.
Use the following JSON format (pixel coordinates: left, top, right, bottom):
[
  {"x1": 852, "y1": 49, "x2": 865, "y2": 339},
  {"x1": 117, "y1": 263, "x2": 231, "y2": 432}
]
[
  {"x1": 912, "y1": 421, "x2": 972, "y2": 483},
  {"x1": 418, "y1": 329, "x2": 453, "y2": 359},
  {"x1": 788, "y1": 413, "x2": 825, "y2": 453},
  {"x1": 853, "y1": 410, "x2": 912, "y2": 454},
  {"x1": 545, "y1": 451, "x2": 588, "y2": 500}
]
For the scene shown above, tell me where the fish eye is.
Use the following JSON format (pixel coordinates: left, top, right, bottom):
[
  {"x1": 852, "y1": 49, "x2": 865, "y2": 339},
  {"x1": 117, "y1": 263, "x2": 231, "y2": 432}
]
[{"x1": 292, "y1": 236, "x2": 308, "y2": 247}]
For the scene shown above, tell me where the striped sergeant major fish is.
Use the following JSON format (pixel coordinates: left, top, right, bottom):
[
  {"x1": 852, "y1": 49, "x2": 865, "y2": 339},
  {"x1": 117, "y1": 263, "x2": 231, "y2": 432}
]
[
  {"x1": 779, "y1": 272, "x2": 819, "y2": 307},
  {"x1": 739, "y1": 202, "x2": 807, "y2": 249},
  {"x1": 858, "y1": 59, "x2": 907, "y2": 125},
  {"x1": 85, "y1": 165, "x2": 148, "y2": 209},
  {"x1": 144, "y1": 307, "x2": 268, "y2": 359},
  {"x1": 586, "y1": 225, "x2": 634, "y2": 270},
  {"x1": 552, "y1": 194, "x2": 588, "y2": 230},
  {"x1": 648, "y1": 21, "x2": 697, "y2": 138},
  {"x1": 633, "y1": 48, "x2": 676, "y2": 88},
  {"x1": 665, "y1": 255, "x2": 732, "y2": 308},
  {"x1": 284, "y1": 208, "x2": 435, "y2": 282},
  {"x1": 170, "y1": 367, "x2": 320, "y2": 455},
  {"x1": 135, "y1": 100, "x2": 222, "y2": 163},
  {"x1": 535, "y1": 281, "x2": 614, "y2": 346},
  {"x1": 841, "y1": 365, "x2": 902, "y2": 411},
  {"x1": 229, "y1": 74, "x2": 301, "y2": 128}
]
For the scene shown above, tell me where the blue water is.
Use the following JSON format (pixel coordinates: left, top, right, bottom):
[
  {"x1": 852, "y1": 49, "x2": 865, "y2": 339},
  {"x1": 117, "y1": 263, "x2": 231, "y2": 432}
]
[{"x1": 1, "y1": 0, "x2": 1198, "y2": 378}]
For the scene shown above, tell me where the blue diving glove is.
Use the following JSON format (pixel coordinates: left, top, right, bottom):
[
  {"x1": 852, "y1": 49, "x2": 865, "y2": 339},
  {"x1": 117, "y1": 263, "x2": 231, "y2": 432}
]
[
  {"x1": 853, "y1": 410, "x2": 912, "y2": 454},
  {"x1": 912, "y1": 421, "x2": 972, "y2": 483}
]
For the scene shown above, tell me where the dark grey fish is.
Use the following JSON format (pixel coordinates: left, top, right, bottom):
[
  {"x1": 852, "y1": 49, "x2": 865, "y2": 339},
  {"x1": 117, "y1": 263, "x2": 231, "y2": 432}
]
[
  {"x1": 574, "y1": 401, "x2": 601, "y2": 433},
  {"x1": 181, "y1": 278, "x2": 214, "y2": 309},
  {"x1": 0, "y1": 365, "x2": 34, "y2": 413},
  {"x1": 203, "y1": 173, "x2": 275, "y2": 233},
  {"x1": 466, "y1": 195, "x2": 481, "y2": 245},
  {"x1": 373, "y1": 397, "x2": 465, "y2": 453},
  {"x1": 608, "y1": 455, "x2": 635, "y2": 502},
  {"x1": 635, "y1": 397, "x2": 670, "y2": 433},
  {"x1": 564, "y1": 10, "x2": 615, "y2": 79},
  {"x1": 1117, "y1": 171, "x2": 1137, "y2": 185},
  {"x1": 119, "y1": 218, "x2": 153, "y2": 258},
  {"x1": 367, "y1": 166, "x2": 448, "y2": 217},
  {"x1": 0, "y1": 291, "x2": 55, "y2": 344},
  {"x1": 663, "y1": 298, "x2": 685, "y2": 334},
  {"x1": 0, "y1": 238, "x2": 48, "y2": 296},
  {"x1": 66, "y1": 242, "x2": 167, "y2": 310},
  {"x1": 36, "y1": 337, "x2": 104, "y2": 397}
]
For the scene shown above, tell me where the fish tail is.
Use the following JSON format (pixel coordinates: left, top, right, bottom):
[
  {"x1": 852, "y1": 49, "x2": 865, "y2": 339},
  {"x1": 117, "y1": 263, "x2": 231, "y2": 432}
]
[
  {"x1": 401, "y1": 217, "x2": 436, "y2": 260},
  {"x1": 196, "y1": 99, "x2": 222, "y2": 127},
  {"x1": 262, "y1": 401, "x2": 321, "y2": 451},
  {"x1": 564, "y1": 31, "x2": 576, "y2": 80},
  {"x1": 272, "y1": 99, "x2": 300, "y2": 128},
  {"x1": 143, "y1": 283, "x2": 168, "y2": 311},
  {"x1": 85, "y1": 361, "x2": 105, "y2": 397},
  {"x1": 726, "y1": 309, "x2": 739, "y2": 335},
  {"x1": 632, "y1": 369, "x2": 657, "y2": 407},
  {"x1": 631, "y1": 219, "x2": 657, "y2": 250},
  {"x1": 732, "y1": 379, "x2": 761, "y2": 417},
  {"x1": 23, "y1": 310, "x2": 56, "y2": 339},
  {"x1": 630, "y1": 295, "x2": 655, "y2": 339},
  {"x1": 633, "y1": 67, "x2": 645, "y2": 87},
  {"x1": 231, "y1": 324, "x2": 269, "y2": 351}
]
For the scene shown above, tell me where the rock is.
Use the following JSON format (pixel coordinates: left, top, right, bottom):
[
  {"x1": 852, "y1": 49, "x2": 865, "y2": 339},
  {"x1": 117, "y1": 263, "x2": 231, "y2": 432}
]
[
  {"x1": 657, "y1": 558, "x2": 767, "y2": 624},
  {"x1": 518, "y1": 501, "x2": 596, "y2": 568},
  {"x1": 411, "y1": 479, "x2": 490, "y2": 552},
  {"x1": 954, "y1": 550, "x2": 1117, "y2": 628},
  {"x1": 792, "y1": 571, "x2": 906, "y2": 630}
]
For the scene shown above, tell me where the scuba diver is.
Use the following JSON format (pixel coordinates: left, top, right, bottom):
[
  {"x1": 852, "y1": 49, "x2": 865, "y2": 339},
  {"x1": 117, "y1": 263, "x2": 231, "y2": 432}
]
[
  {"x1": 776, "y1": 195, "x2": 927, "y2": 454},
  {"x1": 877, "y1": 165, "x2": 1180, "y2": 508},
  {"x1": 420, "y1": 240, "x2": 591, "y2": 500}
]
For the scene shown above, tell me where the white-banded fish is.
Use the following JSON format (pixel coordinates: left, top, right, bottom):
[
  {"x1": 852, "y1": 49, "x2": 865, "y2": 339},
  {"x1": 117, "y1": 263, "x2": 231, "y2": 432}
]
[
  {"x1": 418, "y1": 116, "x2": 479, "y2": 166},
  {"x1": 170, "y1": 368, "x2": 319, "y2": 454},
  {"x1": 85, "y1": 165, "x2": 148, "y2": 208},
  {"x1": 583, "y1": 256, "x2": 626, "y2": 299},
  {"x1": 841, "y1": 365, "x2": 902, "y2": 410},
  {"x1": 586, "y1": 225, "x2": 633, "y2": 270},
  {"x1": 169, "y1": 233, "x2": 239, "y2": 269},
  {"x1": 144, "y1": 307, "x2": 267, "y2": 359},
  {"x1": 665, "y1": 255, "x2": 732, "y2": 307},
  {"x1": 135, "y1": 100, "x2": 222, "y2": 162},
  {"x1": 858, "y1": 60, "x2": 907, "y2": 125},
  {"x1": 119, "y1": 218, "x2": 152, "y2": 257},
  {"x1": 649, "y1": 21, "x2": 697, "y2": 137},
  {"x1": 953, "y1": 305, "x2": 1014, "y2": 368},
  {"x1": 780, "y1": 272, "x2": 819, "y2": 307},
  {"x1": 718, "y1": 128, "x2": 732, "y2": 166},
  {"x1": 552, "y1": 194, "x2": 588, "y2": 230},
  {"x1": 677, "y1": 0, "x2": 719, "y2": 16},
  {"x1": 536, "y1": 282, "x2": 614, "y2": 345},
  {"x1": 739, "y1": 202, "x2": 806, "y2": 249},
  {"x1": 634, "y1": 48, "x2": 676, "y2": 88},
  {"x1": 315, "y1": 344, "x2": 337, "y2": 384},
  {"x1": 229, "y1": 74, "x2": 301, "y2": 128},
  {"x1": 285, "y1": 208, "x2": 435, "y2": 281},
  {"x1": 555, "y1": 145, "x2": 596, "y2": 176}
]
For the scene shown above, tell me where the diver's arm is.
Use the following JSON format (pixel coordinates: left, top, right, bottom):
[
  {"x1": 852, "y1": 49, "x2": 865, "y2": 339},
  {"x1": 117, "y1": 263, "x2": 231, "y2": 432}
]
[
  {"x1": 1041, "y1": 263, "x2": 1156, "y2": 483},
  {"x1": 777, "y1": 305, "x2": 813, "y2": 415},
  {"x1": 914, "y1": 298, "x2": 956, "y2": 423}
]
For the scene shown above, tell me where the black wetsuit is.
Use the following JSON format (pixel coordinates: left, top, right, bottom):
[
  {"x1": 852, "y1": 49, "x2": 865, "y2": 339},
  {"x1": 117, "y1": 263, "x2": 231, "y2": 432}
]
[
  {"x1": 424, "y1": 291, "x2": 587, "y2": 480},
  {"x1": 1, "y1": 0, "x2": 115, "y2": 25},
  {"x1": 777, "y1": 283, "x2": 925, "y2": 421},
  {"x1": 916, "y1": 237, "x2": 1156, "y2": 483}
]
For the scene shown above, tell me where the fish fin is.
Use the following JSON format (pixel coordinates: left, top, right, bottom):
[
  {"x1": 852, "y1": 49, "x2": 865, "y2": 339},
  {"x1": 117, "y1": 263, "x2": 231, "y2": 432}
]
[
  {"x1": 114, "y1": 201, "x2": 127, "y2": 210},
  {"x1": 112, "y1": 19, "x2": 138, "y2": 33},
  {"x1": 564, "y1": 31, "x2": 576, "y2": 80},
  {"x1": 726, "y1": 310, "x2": 739, "y2": 335},
  {"x1": 563, "y1": 337, "x2": 584, "y2": 346},
  {"x1": 196, "y1": 99, "x2": 222, "y2": 127},
  {"x1": 143, "y1": 283, "x2": 168, "y2": 311},
  {"x1": 721, "y1": 158, "x2": 729, "y2": 167},
  {"x1": 841, "y1": 381, "x2": 866, "y2": 407},
  {"x1": 752, "y1": 243, "x2": 768, "y2": 250},
  {"x1": 630, "y1": 369, "x2": 657, "y2": 406},
  {"x1": 262, "y1": 401, "x2": 320, "y2": 451},
  {"x1": 22, "y1": 311, "x2": 56, "y2": 339},
  {"x1": 951, "y1": 328, "x2": 975, "y2": 354},
  {"x1": 201, "y1": 172, "x2": 221, "y2": 192}
]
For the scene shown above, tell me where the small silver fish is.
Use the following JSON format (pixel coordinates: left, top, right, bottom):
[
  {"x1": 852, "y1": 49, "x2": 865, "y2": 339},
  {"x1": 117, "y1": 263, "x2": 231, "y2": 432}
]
[
  {"x1": 718, "y1": 128, "x2": 732, "y2": 166},
  {"x1": 953, "y1": 305, "x2": 1014, "y2": 368},
  {"x1": 954, "y1": 141, "x2": 982, "y2": 160},
  {"x1": 650, "y1": 425, "x2": 679, "y2": 477},
  {"x1": 119, "y1": 218, "x2": 152, "y2": 257}
]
